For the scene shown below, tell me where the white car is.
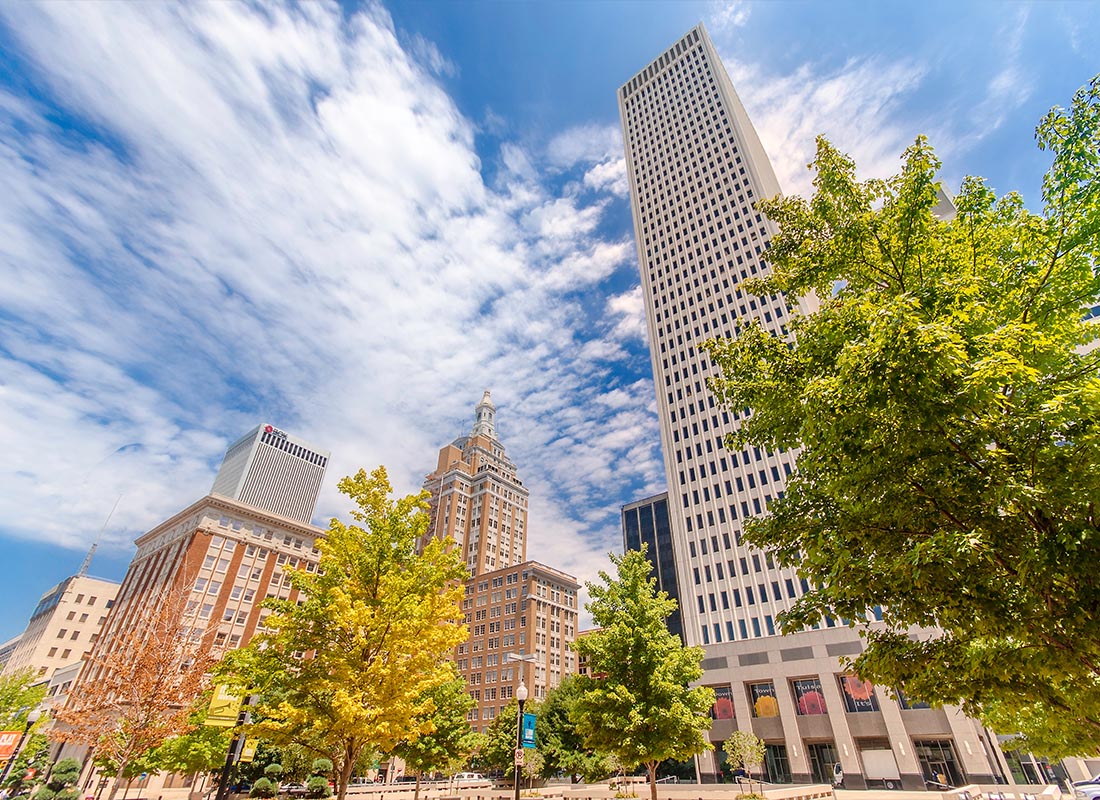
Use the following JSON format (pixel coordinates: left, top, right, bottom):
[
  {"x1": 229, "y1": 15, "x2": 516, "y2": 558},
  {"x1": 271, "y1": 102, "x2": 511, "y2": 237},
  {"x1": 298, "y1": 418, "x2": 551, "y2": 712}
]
[{"x1": 454, "y1": 773, "x2": 487, "y2": 783}]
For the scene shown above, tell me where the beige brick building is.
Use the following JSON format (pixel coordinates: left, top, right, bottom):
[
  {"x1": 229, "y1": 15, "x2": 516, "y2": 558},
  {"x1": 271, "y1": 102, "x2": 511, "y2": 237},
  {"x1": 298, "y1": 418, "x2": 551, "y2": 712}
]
[
  {"x1": 457, "y1": 561, "x2": 579, "y2": 731},
  {"x1": 2, "y1": 574, "x2": 119, "y2": 681}
]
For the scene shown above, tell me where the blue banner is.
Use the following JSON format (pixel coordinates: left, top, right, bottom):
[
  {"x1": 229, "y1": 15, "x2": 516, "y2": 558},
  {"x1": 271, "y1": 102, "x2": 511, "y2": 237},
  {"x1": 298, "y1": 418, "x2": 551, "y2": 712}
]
[{"x1": 521, "y1": 712, "x2": 536, "y2": 748}]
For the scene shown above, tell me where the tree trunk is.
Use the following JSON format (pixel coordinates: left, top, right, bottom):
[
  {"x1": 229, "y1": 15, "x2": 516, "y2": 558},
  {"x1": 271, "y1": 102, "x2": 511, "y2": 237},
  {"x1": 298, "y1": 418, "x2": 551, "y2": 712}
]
[
  {"x1": 106, "y1": 760, "x2": 129, "y2": 800},
  {"x1": 336, "y1": 744, "x2": 356, "y2": 800},
  {"x1": 646, "y1": 762, "x2": 657, "y2": 800},
  {"x1": 414, "y1": 773, "x2": 421, "y2": 800}
]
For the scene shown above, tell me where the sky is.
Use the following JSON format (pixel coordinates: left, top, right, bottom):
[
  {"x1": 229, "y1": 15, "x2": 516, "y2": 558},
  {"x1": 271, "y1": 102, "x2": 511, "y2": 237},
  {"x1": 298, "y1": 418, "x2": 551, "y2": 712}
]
[{"x1": 0, "y1": 0, "x2": 1096, "y2": 641}]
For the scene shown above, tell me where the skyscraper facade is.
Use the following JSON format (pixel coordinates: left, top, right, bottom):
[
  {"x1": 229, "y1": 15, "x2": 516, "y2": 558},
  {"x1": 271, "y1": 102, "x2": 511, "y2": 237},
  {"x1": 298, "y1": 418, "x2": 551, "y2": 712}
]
[
  {"x1": 620, "y1": 25, "x2": 1007, "y2": 788},
  {"x1": 421, "y1": 391, "x2": 529, "y2": 575},
  {"x1": 212, "y1": 424, "x2": 329, "y2": 524},
  {"x1": 621, "y1": 492, "x2": 683, "y2": 643}
]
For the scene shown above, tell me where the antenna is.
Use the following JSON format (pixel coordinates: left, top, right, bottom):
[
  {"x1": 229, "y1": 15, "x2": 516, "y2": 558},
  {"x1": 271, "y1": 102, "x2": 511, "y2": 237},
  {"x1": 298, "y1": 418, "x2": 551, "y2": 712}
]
[{"x1": 80, "y1": 494, "x2": 121, "y2": 577}]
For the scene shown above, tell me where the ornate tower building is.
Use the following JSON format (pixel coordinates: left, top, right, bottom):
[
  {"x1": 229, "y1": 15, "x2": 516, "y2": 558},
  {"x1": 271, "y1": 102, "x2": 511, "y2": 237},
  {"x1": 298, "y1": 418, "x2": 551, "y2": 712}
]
[{"x1": 421, "y1": 391, "x2": 529, "y2": 576}]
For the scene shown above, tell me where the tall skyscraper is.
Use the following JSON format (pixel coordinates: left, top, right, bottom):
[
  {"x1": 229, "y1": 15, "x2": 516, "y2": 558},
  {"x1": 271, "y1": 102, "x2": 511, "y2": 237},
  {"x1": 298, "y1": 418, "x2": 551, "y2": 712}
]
[
  {"x1": 620, "y1": 25, "x2": 1006, "y2": 788},
  {"x1": 421, "y1": 391, "x2": 529, "y2": 575},
  {"x1": 212, "y1": 424, "x2": 329, "y2": 524}
]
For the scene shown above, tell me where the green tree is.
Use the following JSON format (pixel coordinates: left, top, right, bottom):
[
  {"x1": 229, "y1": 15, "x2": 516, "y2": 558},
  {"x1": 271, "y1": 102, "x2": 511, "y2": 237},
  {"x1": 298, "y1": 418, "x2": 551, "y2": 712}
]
[
  {"x1": 702, "y1": 75, "x2": 1100, "y2": 757},
  {"x1": 571, "y1": 548, "x2": 714, "y2": 800},
  {"x1": 33, "y1": 758, "x2": 82, "y2": 800},
  {"x1": 392, "y1": 667, "x2": 476, "y2": 800},
  {"x1": 2, "y1": 733, "x2": 49, "y2": 795},
  {"x1": 0, "y1": 669, "x2": 47, "y2": 728},
  {"x1": 475, "y1": 699, "x2": 521, "y2": 780},
  {"x1": 535, "y1": 677, "x2": 613, "y2": 783},
  {"x1": 222, "y1": 467, "x2": 468, "y2": 800},
  {"x1": 723, "y1": 731, "x2": 765, "y2": 791},
  {"x1": 135, "y1": 703, "x2": 231, "y2": 777}
]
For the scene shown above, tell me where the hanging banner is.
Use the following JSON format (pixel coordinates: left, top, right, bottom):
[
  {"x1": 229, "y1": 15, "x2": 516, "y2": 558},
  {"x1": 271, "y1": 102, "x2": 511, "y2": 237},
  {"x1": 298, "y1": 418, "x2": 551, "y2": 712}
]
[
  {"x1": 0, "y1": 731, "x2": 21, "y2": 760},
  {"x1": 521, "y1": 713, "x2": 536, "y2": 748},
  {"x1": 238, "y1": 738, "x2": 258, "y2": 764},
  {"x1": 206, "y1": 685, "x2": 242, "y2": 727}
]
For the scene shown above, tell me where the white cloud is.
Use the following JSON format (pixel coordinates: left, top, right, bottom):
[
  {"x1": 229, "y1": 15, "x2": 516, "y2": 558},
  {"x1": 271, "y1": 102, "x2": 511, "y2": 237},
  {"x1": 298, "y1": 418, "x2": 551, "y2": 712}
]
[
  {"x1": 710, "y1": 0, "x2": 751, "y2": 30},
  {"x1": 607, "y1": 285, "x2": 648, "y2": 342},
  {"x1": 722, "y1": 56, "x2": 928, "y2": 198},
  {"x1": 583, "y1": 157, "x2": 629, "y2": 197},
  {"x1": 546, "y1": 123, "x2": 621, "y2": 168},
  {"x1": 0, "y1": 0, "x2": 665, "y2": 611}
]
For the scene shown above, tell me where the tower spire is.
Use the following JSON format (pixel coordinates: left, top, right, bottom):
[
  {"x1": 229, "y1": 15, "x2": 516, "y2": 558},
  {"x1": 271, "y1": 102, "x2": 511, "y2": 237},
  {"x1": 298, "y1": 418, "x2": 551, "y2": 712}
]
[{"x1": 470, "y1": 390, "x2": 497, "y2": 440}]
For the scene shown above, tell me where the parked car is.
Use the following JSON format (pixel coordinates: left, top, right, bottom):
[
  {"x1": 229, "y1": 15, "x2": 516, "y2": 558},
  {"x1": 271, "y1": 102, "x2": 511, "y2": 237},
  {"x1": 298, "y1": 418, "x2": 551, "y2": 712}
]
[
  {"x1": 280, "y1": 783, "x2": 309, "y2": 797},
  {"x1": 455, "y1": 773, "x2": 487, "y2": 783},
  {"x1": 1075, "y1": 784, "x2": 1100, "y2": 800}
]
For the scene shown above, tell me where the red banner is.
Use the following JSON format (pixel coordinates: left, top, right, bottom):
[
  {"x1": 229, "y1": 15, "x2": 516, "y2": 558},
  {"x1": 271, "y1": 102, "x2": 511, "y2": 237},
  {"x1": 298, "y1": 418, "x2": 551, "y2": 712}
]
[{"x1": 0, "y1": 731, "x2": 22, "y2": 760}]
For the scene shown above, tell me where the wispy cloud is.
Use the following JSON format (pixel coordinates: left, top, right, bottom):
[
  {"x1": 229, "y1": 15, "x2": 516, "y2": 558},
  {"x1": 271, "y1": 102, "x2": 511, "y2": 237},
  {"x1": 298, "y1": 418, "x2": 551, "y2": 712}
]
[
  {"x1": 710, "y1": 0, "x2": 751, "y2": 31},
  {"x1": 721, "y1": 55, "x2": 928, "y2": 198},
  {"x1": 0, "y1": 1, "x2": 662, "y2": 612}
]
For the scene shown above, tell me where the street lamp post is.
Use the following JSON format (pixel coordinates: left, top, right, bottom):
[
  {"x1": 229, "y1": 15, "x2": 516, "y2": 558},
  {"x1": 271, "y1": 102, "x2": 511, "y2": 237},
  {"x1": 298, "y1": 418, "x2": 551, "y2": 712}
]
[
  {"x1": 514, "y1": 682, "x2": 528, "y2": 800},
  {"x1": 0, "y1": 709, "x2": 42, "y2": 786}
]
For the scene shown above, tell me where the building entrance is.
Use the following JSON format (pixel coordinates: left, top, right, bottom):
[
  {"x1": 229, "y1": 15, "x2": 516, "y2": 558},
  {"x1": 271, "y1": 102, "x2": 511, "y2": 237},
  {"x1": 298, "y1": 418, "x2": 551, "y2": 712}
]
[{"x1": 806, "y1": 742, "x2": 839, "y2": 785}]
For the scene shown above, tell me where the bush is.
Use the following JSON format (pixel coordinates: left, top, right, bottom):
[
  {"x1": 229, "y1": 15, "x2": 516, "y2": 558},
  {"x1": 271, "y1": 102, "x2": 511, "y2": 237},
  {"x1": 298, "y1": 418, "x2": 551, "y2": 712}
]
[
  {"x1": 311, "y1": 759, "x2": 332, "y2": 775},
  {"x1": 306, "y1": 777, "x2": 331, "y2": 798},
  {"x1": 264, "y1": 764, "x2": 284, "y2": 779},
  {"x1": 250, "y1": 778, "x2": 278, "y2": 798}
]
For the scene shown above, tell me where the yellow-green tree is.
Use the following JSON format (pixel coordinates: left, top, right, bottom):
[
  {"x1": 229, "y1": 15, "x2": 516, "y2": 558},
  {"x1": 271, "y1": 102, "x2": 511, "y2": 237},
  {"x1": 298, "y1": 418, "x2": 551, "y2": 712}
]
[{"x1": 223, "y1": 467, "x2": 467, "y2": 800}]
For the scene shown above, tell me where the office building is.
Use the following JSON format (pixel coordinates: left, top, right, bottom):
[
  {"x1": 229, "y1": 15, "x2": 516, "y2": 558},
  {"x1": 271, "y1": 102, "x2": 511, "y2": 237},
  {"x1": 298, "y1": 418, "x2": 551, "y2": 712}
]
[
  {"x1": 421, "y1": 391, "x2": 529, "y2": 576},
  {"x1": 212, "y1": 424, "x2": 329, "y2": 524},
  {"x1": 619, "y1": 24, "x2": 1006, "y2": 788},
  {"x1": 0, "y1": 635, "x2": 22, "y2": 671},
  {"x1": 457, "y1": 561, "x2": 579, "y2": 731},
  {"x1": 1, "y1": 575, "x2": 119, "y2": 681},
  {"x1": 622, "y1": 492, "x2": 683, "y2": 643}
]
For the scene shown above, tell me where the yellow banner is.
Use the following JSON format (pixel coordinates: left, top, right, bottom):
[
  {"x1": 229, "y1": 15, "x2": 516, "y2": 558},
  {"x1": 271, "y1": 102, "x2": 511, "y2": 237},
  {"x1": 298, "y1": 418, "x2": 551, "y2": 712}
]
[
  {"x1": 206, "y1": 685, "x2": 242, "y2": 728},
  {"x1": 238, "y1": 738, "x2": 258, "y2": 764}
]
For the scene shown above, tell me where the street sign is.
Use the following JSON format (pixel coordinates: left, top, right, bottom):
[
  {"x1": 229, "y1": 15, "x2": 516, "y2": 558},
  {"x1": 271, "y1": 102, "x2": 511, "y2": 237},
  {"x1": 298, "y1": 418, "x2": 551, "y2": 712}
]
[
  {"x1": 521, "y1": 713, "x2": 536, "y2": 748},
  {"x1": 514, "y1": 748, "x2": 524, "y2": 767}
]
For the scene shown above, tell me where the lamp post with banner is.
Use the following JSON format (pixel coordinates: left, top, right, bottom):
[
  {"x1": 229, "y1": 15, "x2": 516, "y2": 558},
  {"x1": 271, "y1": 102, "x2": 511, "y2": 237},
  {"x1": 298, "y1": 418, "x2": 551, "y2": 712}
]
[
  {"x1": 503, "y1": 653, "x2": 537, "y2": 800},
  {"x1": 0, "y1": 709, "x2": 42, "y2": 786}
]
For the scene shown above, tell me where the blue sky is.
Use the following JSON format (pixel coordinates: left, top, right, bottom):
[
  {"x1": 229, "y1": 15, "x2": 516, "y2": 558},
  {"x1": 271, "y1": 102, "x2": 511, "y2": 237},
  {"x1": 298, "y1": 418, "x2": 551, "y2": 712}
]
[{"x1": 0, "y1": 0, "x2": 1095, "y2": 641}]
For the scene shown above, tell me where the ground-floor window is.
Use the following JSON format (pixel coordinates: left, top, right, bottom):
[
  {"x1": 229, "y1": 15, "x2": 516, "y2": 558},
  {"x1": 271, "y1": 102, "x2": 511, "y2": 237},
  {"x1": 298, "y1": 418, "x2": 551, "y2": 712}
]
[
  {"x1": 914, "y1": 739, "x2": 964, "y2": 788},
  {"x1": 806, "y1": 741, "x2": 839, "y2": 784},
  {"x1": 763, "y1": 743, "x2": 792, "y2": 783}
]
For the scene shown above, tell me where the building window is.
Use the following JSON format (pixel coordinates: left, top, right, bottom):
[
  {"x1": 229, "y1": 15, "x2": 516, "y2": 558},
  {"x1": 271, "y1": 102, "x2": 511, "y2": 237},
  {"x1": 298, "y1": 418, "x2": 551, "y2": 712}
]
[
  {"x1": 710, "y1": 685, "x2": 734, "y2": 719},
  {"x1": 839, "y1": 674, "x2": 879, "y2": 712},
  {"x1": 748, "y1": 682, "x2": 779, "y2": 717},
  {"x1": 896, "y1": 686, "x2": 931, "y2": 710},
  {"x1": 791, "y1": 678, "x2": 827, "y2": 715}
]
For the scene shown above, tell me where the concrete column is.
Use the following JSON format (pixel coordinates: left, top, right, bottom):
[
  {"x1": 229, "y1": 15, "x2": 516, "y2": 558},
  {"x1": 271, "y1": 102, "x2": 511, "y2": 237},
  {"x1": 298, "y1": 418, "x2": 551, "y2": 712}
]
[
  {"x1": 878, "y1": 692, "x2": 926, "y2": 790},
  {"x1": 944, "y1": 705, "x2": 1000, "y2": 783}
]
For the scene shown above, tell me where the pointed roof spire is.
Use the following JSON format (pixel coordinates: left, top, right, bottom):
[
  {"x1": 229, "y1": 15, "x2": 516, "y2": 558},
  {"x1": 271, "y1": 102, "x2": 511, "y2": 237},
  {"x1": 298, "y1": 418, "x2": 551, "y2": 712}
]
[{"x1": 471, "y1": 390, "x2": 498, "y2": 440}]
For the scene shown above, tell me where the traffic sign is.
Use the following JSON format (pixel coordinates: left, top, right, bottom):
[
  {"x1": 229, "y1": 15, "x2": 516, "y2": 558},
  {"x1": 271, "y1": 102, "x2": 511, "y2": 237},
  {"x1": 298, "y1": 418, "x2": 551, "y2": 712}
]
[{"x1": 514, "y1": 748, "x2": 524, "y2": 767}]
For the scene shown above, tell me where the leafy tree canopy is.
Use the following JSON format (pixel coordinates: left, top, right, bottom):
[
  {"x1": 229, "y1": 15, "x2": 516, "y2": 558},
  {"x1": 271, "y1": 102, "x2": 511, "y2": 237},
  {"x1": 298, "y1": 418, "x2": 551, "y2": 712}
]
[
  {"x1": 534, "y1": 677, "x2": 614, "y2": 783},
  {"x1": 702, "y1": 75, "x2": 1100, "y2": 757},
  {"x1": 571, "y1": 548, "x2": 713, "y2": 800},
  {"x1": 0, "y1": 669, "x2": 48, "y2": 729},
  {"x1": 222, "y1": 467, "x2": 468, "y2": 800},
  {"x1": 391, "y1": 665, "x2": 476, "y2": 799}
]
